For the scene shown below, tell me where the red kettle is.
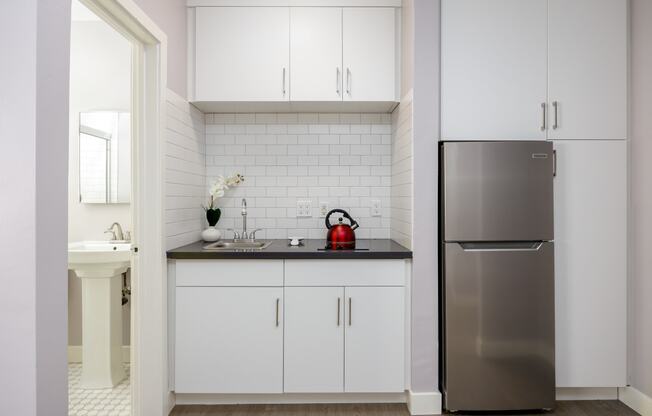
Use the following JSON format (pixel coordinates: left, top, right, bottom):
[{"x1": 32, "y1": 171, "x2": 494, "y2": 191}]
[{"x1": 325, "y1": 209, "x2": 359, "y2": 249}]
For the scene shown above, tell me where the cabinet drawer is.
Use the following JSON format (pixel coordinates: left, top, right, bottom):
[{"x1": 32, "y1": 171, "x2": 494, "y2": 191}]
[
  {"x1": 175, "y1": 260, "x2": 283, "y2": 287},
  {"x1": 284, "y1": 260, "x2": 406, "y2": 286}
]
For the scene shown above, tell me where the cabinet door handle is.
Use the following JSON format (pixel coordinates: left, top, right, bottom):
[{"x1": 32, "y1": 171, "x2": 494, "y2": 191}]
[
  {"x1": 552, "y1": 101, "x2": 559, "y2": 130},
  {"x1": 336, "y1": 67, "x2": 340, "y2": 95},
  {"x1": 553, "y1": 149, "x2": 557, "y2": 177},
  {"x1": 346, "y1": 68, "x2": 351, "y2": 95},
  {"x1": 348, "y1": 297, "x2": 352, "y2": 326},
  {"x1": 337, "y1": 297, "x2": 341, "y2": 326},
  {"x1": 282, "y1": 68, "x2": 286, "y2": 96},
  {"x1": 540, "y1": 102, "x2": 547, "y2": 131},
  {"x1": 275, "y1": 298, "x2": 280, "y2": 327}
]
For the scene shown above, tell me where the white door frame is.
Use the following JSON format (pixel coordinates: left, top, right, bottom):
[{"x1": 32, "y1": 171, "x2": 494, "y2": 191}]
[{"x1": 76, "y1": 1, "x2": 170, "y2": 414}]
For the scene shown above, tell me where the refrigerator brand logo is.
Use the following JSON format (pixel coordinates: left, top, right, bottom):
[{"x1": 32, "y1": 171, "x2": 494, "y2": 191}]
[{"x1": 531, "y1": 153, "x2": 549, "y2": 159}]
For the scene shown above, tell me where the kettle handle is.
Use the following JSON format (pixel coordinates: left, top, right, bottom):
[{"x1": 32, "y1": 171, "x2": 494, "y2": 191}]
[{"x1": 325, "y1": 209, "x2": 359, "y2": 230}]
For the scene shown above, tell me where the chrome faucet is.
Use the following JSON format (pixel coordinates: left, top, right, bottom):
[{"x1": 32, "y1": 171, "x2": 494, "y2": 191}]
[
  {"x1": 105, "y1": 222, "x2": 124, "y2": 241},
  {"x1": 227, "y1": 199, "x2": 262, "y2": 241}
]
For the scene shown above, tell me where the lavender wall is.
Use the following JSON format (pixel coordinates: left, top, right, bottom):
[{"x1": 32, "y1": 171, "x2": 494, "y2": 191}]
[
  {"x1": 410, "y1": 0, "x2": 440, "y2": 393},
  {"x1": 629, "y1": 0, "x2": 652, "y2": 398},
  {"x1": 134, "y1": 0, "x2": 187, "y2": 98},
  {"x1": 0, "y1": 1, "x2": 70, "y2": 415}
]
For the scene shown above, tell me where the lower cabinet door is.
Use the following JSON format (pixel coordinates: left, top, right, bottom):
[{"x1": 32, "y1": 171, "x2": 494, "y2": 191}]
[
  {"x1": 175, "y1": 287, "x2": 283, "y2": 393},
  {"x1": 284, "y1": 287, "x2": 345, "y2": 392},
  {"x1": 344, "y1": 286, "x2": 405, "y2": 392}
]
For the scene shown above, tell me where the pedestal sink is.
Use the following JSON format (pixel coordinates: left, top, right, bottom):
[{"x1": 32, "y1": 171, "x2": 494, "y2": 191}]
[{"x1": 68, "y1": 241, "x2": 131, "y2": 389}]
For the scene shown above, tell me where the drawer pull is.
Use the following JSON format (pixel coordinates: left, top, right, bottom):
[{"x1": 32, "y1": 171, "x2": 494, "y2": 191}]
[
  {"x1": 348, "y1": 297, "x2": 352, "y2": 326},
  {"x1": 275, "y1": 298, "x2": 280, "y2": 327}
]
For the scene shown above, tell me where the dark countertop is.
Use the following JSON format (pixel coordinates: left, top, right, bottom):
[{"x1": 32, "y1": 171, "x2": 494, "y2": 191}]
[{"x1": 166, "y1": 239, "x2": 412, "y2": 260}]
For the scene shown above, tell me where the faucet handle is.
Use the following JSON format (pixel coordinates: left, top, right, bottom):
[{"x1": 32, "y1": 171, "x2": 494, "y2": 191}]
[
  {"x1": 226, "y1": 228, "x2": 240, "y2": 240},
  {"x1": 249, "y1": 228, "x2": 263, "y2": 240},
  {"x1": 124, "y1": 231, "x2": 131, "y2": 242},
  {"x1": 104, "y1": 230, "x2": 117, "y2": 241}
]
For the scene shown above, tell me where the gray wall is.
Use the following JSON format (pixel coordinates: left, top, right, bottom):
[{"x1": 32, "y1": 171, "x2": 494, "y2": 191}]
[
  {"x1": 134, "y1": 0, "x2": 187, "y2": 98},
  {"x1": 0, "y1": 1, "x2": 70, "y2": 415},
  {"x1": 629, "y1": 0, "x2": 652, "y2": 398},
  {"x1": 410, "y1": 0, "x2": 440, "y2": 393}
]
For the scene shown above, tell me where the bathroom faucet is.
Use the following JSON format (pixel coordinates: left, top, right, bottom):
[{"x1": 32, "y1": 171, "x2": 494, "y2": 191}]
[
  {"x1": 229, "y1": 199, "x2": 261, "y2": 241},
  {"x1": 105, "y1": 222, "x2": 124, "y2": 241}
]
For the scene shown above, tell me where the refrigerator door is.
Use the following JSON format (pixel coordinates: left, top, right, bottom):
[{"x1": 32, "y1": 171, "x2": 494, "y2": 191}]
[
  {"x1": 443, "y1": 241, "x2": 555, "y2": 411},
  {"x1": 442, "y1": 141, "x2": 554, "y2": 242}
]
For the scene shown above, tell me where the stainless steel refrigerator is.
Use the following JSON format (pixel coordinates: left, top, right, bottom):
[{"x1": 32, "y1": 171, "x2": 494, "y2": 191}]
[{"x1": 440, "y1": 141, "x2": 556, "y2": 412}]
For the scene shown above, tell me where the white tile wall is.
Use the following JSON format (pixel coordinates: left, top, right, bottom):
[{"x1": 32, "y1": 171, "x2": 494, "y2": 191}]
[
  {"x1": 391, "y1": 91, "x2": 414, "y2": 249},
  {"x1": 205, "y1": 113, "x2": 392, "y2": 240},
  {"x1": 165, "y1": 89, "x2": 206, "y2": 249}
]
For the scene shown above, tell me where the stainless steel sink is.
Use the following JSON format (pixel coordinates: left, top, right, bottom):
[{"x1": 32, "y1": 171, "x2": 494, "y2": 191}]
[{"x1": 203, "y1": 240, "x2": 272, "y2": 250}]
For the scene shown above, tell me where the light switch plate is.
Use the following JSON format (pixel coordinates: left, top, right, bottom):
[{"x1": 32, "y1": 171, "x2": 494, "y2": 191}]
[
  {"x1": 371, "y1": 199, "x2": 382, "y2": 217},
  {"x1": 296, "y1": 200, "x2": 312, "y2": 217}
]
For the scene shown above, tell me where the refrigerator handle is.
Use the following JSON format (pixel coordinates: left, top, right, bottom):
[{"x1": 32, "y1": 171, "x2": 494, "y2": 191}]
[
  {"x1": 553, "y1": 149, "x2": 557, "y2": 177},
  {"x1": 458, "y1": 242, "x2": 544, "y2": 251}
]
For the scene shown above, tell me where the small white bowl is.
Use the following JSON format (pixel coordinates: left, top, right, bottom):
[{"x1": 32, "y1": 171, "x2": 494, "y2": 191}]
[{"x1": 288, "y1": 236, "x2": 305, "y2": 246}]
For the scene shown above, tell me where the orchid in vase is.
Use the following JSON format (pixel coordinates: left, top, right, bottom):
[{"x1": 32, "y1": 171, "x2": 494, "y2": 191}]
[{"x1": 201, "y1": 173, "x2": 244, "y2": 242}]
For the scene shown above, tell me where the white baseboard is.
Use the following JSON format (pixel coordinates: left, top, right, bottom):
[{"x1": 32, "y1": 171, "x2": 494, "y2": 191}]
[
  {"x1": 68, "y1": 346, "x2": 131, "y2": 363},
  {"x1": 556, "y1": 387, "x2": 618, "y2": 400},
  {"x1": 619, "y1": 386, "x2": 652, "y2": 416},
  {"x1": 407, "y1": 391, "x2": 442, "y2": 415},
  {"x1": 175, "y1": 392, "x2": 406, "y2": 406}
]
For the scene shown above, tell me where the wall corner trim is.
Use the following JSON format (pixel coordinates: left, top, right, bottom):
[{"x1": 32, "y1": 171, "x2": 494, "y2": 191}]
[
  {"x1": 407, "y1": 390, "x2": 442, "y2": 415},
  {"x1": 619, "y1": 386, "x2": 652, "y2": 416}
]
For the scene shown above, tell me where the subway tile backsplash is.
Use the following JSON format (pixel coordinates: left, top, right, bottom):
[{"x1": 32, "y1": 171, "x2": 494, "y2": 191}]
[{"x1": 205, "y1": 113, "x2": 392, "y2": 240}]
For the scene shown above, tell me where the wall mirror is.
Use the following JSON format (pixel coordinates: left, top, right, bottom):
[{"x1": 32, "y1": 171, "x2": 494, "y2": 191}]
[{"x1": 79, "y1": 111, "x2": 131, "y2": 204}]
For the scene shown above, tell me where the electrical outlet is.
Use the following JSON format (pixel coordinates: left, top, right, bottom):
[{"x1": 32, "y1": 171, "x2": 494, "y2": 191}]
[
  {"x1": 371, "y1": 199, "x2": 382, "y2": 217},
  {"x1": 319, "y1": 201, "x2": 330, "y2": 217},
  {"x1": 296, "y1": 200, "x2": 312, "y2": 217}
]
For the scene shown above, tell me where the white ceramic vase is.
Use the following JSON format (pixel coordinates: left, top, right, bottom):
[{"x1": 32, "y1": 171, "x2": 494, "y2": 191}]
[{"x1": 201, "y1": 226, "x2": 222, "y2": 242}]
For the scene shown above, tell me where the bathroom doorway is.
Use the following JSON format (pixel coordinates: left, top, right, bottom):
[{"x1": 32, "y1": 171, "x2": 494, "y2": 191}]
[{"x1": 68, "y1": 1, "x2": 134, "y2": 414}]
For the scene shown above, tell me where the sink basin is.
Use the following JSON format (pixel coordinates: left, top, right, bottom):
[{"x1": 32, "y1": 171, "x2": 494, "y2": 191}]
[
  {"x1": 68, "y1": 241, "x2": 131, "y2": 278},
  {"x1": 203, "y1": 240, "x2": 272, "y2": 250},
  {"x1": 68, "y1": 241, "x2": 131, "y2": 389}
]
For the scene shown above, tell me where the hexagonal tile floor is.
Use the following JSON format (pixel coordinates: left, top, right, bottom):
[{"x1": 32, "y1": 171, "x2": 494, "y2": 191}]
[{"x1": 68, "y1": 363, "x2": 130, "y2": 416}]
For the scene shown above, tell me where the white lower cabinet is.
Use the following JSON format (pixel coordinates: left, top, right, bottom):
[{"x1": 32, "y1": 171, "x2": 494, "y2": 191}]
[
  {"x1": 553, "y1": 140, "x2": 627, "y2": 387},
  {"x1": 284, "y1": 285, "x2": 405, "y2": 393},
  {"x1": 344, "y1": 286, "x2": 405, "y2": 392},
  {"x1": 284, "y1": 287, "x2": 345, "y2": 392},
  {"x1": 175, "y1": 287, "x2": 284, "y2": 393},
  {"x1": 174, "y1": 259, "x2": 407, "y2": 395}
]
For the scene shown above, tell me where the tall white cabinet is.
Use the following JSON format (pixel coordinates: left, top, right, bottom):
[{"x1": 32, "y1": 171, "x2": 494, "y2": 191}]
[
  {"x1": 553, "y1": 140, "x2": 628, "y2": 387},
  {"x1": 441, "y1": 0, "x2": 629, "y2": 389}
]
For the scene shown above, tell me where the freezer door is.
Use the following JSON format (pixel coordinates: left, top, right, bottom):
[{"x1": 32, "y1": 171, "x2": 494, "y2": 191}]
[
  {"x1": 442, "y1": 141, "x2": 554, "y2": 242},
  {"x1": 443, "y1": 242, "x2": 555, "y2": 411}
]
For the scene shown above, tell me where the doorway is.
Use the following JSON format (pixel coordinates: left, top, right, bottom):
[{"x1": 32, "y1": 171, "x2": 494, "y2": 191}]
[{"x1": 66, "y1": 0, "x2": 169, "y2": 415}]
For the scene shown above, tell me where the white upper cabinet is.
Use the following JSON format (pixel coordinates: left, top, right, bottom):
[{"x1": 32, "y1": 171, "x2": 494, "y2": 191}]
[
  {"x1": 441, "y1": 0, "x2": 548, "y2": 140},
  {"x1": 553, "y1": 140, "x2": 627, "y2": 387},
  {"x1": 290, "y1": 8, "x2": 343, "y2": 102},
  {"x1": 548, "y1": 0, "x2": 627, "y2": 140},
  {"x1": 194, "y1": 7, "x2": 290, "y2": 102},
  {"x1": 343, "y1": 8, "x2": 397, "y2": 102},
  {"x1": 190, "y1": 6, "x2": 398, "y2": 109}
]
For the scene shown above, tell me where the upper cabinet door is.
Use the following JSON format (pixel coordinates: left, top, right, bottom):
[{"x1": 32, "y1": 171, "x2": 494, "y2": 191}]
[
  {"x1": 343, "y1": 8, "x2": 396, "y2": 102},
  {"x1": 548, "y1": 0, "x2": 627, "y2": 140},
  {"x1": 194, "y1": 7, "x2": 289, "y2": 102},
  {"x1": 290, "y1": 8, "x2": 342, "y2": 102},
  {"x1": 441, "y1": 0, "x2": 548, "y2": 140}
]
